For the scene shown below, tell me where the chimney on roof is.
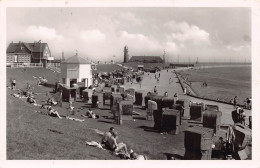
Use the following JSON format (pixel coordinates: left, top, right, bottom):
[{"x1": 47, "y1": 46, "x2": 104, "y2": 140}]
[{"x1": 34, "y1": 41, "x2": 37, "y2": 46}]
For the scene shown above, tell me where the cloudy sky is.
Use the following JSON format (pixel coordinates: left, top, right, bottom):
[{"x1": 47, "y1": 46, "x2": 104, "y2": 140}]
[{"x1": 6, "y1": 7, "x2": 251, "y2": 63}]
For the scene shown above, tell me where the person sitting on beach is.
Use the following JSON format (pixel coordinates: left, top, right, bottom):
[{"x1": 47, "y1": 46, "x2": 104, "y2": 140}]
[
  {"x1": 238, "y1": 109, "x2": 246, "y2": 125},
  {"x1": 47, "y1": 97, "x2": 58, "y2": 106},
  {"x1": 48, "y1": 107, "x2": 62, "y2": 119},
  {"x1": 164, "y1": 91, "x2": 168, "y2": 97},
  {"x1": 101, "y1": 127, "x2": 115, "y2": 149},
  {"x1": 212, "y1": 137, "x2": 225, "y2": 158},
  {"x1": 129, "y1": 149, "x2": 148, "y2": 160},
  {"x1": 85, "y1": 108, "x2": 99, "y2": 119},
  {"x1": 27, "y1": 95, "x2": 36, "y2": 104},
  {"x1": 86, "y1": 108, "x2": 94, "y2": 117},
  {"x1": 37, "y1": 79, "x2": 41, "y2": 86},
  {"x1": 230, "y1": 98, "x2": 234, "y2": 104},
  {"x1": 108, "y1": 131, "x2": 129, "y2": 157}
]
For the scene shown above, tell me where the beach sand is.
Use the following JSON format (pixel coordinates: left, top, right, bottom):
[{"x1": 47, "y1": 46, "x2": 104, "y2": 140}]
[{"x1": 123, "y1": 69, "x2": 251, "y2": 125}]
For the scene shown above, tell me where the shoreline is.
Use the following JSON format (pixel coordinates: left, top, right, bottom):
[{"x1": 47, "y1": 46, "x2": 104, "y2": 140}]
[
  {"x1": 173, "y1": 64, "x2": 251, "y2": 72},
  {"x1": 174, "y1": 66, "x2": 250, "y2": 107}
]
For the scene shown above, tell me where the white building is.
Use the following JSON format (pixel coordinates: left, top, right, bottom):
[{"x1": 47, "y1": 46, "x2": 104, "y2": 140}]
[{"x1": 60, "y1": 53, "x2": 96, "y2": 88}]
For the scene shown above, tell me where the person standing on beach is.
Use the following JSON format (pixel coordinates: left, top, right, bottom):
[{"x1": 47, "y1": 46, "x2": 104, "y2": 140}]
[
  {"x1": 154, "y1": 86, "x2": 157, "y2": 94},
  {"x1": 184, "y1": 87, "x2": 187, "y2": 95},
  {"x1": 233, "y1": 96, "x2": 238, "y2": 107},
  {"x1": 12, "y1": 79, "x2": 16, "y2": 90},
  {"x1": 174, "y1": 93, "x2": 178, "y2": 100}
]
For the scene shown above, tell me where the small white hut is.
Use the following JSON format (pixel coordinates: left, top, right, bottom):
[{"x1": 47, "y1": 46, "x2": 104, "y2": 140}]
[{"x1": 60, "y1": 53, "x2": 96, "y2": 88}]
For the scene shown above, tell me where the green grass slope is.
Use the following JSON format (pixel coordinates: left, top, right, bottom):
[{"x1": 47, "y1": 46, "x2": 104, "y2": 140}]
[
  {"x1": 7, "y1": 68, "x2": 188, "y2": 160},
  {"x1": 7, "y1": 68, "x2": 60, "y2": 90}
]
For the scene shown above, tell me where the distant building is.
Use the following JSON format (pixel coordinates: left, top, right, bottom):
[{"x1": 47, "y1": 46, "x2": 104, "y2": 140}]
[
  {"x1": 128, "y1": 56, "x2": 164, "y2": 63},
  {"x1": 60, "y1": 53, "x2": 96, "y2": 88},
  {"x1": 6, "y1": 41, "x2": 54, "y2": 66},
  {"x1": 123, "y1": 46, "x2": 129, "y2": 63},
  {"x1": 170, "y1": 63, "x2": 195, "y2": 67}
]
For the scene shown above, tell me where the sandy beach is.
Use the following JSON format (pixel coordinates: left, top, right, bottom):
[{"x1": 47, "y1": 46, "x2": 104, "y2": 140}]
[{"x1": 123, "y1": 69, "x2": 251, "y2": 125}]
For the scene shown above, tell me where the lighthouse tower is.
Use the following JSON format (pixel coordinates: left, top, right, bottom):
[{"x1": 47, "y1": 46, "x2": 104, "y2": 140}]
[
  {"x1": 163, "y1": 50, "x2": 166, "y2": 63},
  {"x1": 123, "y1": 46, "x2": 129, "y2": 63}
]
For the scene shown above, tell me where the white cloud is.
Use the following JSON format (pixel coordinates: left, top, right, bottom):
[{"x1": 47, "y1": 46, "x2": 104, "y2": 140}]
[
  {"x1": 80, "y1": 29, "x2": 106, "y2": 42},
  {"x1": 226, "y1": 44, "x2": 249, "y2": 51},
  {"x1": 118, "y1": 31, "x2": 163, "y2": 55},
  {"x1": 165, "y1": 42, "x2": 178, "y2": 53},
  {"x1": 118, "y1": 12, "x2": 142, "y2": 26},
  {"x1": 165, "y1": 21, "x2": 210, "y2": 44},
  {"x1": 26, "y1": 25, "x2": 63, "y2": 41}
]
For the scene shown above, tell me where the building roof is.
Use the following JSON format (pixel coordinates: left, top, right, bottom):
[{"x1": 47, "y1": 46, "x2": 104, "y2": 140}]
[
  {"x1": 6, "y1": 42, "x2": 47, "y2": 53},
  {"x1": 128, "y1": 56, "x2": 164, "y2": 63},
  {"x1": 24, "y1": 43, "x2": 47, "y2": 52},
  {"x1": 62, "y1": 55, "x2": 92, "y2": 64}
]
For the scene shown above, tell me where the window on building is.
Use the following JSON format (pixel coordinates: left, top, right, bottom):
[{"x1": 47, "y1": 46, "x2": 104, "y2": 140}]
[{"x1": 14, "y1": 55, "x2": 18, "y2": 62}]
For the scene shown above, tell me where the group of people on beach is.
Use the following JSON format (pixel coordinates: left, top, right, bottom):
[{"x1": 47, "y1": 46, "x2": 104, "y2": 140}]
[
  {"x1": 230, "y1": 96, "x2": 251, "y2": 110},
  {"x1": 232, "y1": 106, "x2": 246, "y2": 125},
  {"x1": 202, "y1": 81, "x2": 208, "y2": 87}
]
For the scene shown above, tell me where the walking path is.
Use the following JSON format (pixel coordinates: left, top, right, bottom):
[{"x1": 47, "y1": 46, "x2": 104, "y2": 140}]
[{"x1": 123, "y1": 69, "x2": 251, "y2": 125}]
